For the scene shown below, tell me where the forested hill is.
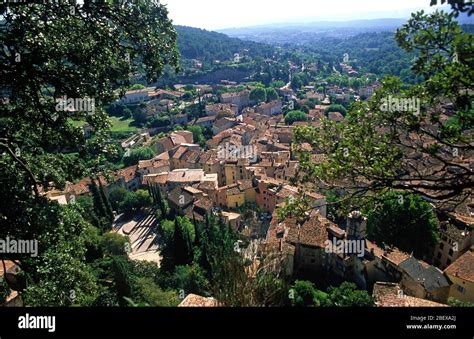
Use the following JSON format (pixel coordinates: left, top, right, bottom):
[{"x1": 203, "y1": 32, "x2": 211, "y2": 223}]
[{"x1": 175, "y1": 25, "x2": 275, "y2": 61}]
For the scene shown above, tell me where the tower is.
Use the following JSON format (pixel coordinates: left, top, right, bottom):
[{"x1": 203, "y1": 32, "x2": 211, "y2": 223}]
[{"x1": 346, "y1": 211, "x2": 367, "y2": 240}]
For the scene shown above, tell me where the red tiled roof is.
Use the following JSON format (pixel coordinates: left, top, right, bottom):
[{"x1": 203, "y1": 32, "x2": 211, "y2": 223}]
[
  {"x1": 373, "y1": 282, "x2": 448, "y2": 307},
  {"x1": 445, "y1": 250, "x2": 474, "y2": 282}
]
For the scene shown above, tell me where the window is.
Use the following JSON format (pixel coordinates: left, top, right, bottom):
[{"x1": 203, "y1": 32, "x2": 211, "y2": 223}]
[
  {"x1": 456, "y1": 285, "x2": 466, "y2": 294},
  {"x1": 446, "y1": 259, "x2": 451, "y2": 266},
  {"x1": 449, "y1": 249, "x2": 454, "y2": 256},
  {"x1": 437, "y1": 252, "x2": 442, "y2": 259},
  {"x1": 440, "y1": 243, "x2": 444, "y2": 250}
]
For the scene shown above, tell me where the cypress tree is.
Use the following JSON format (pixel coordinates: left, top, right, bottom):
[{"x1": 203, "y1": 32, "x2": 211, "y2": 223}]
[
  {"x1": 173, "y1": 217, "x2": 193, "y2": 266},
  {"x1": 89, "y1": 177, "x2": 111, "y2": 232},
  {"x1": 99, "y1": 180, "x2": 114, "y2": 222},
  {"x1": 90, "y1": 177, "x2": 106, "y2": 218}
]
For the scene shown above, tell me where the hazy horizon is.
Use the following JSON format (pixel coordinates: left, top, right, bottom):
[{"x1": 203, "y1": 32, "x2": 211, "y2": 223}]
[{"x1": 162, "y1": 0, "x2": 449, "y2": 30}]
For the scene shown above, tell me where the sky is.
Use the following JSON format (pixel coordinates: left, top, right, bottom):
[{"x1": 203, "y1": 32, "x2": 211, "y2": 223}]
[{"x1": 162, "y1": 0, "x2": 447, "y2": 30}]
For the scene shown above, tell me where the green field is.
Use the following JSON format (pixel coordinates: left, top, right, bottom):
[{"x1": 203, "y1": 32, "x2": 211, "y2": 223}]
[
  {"x1": 68, "y1": 116, "x2": 138, "y2": 134},
  {"x1": 108, "y1": 116, "x2": 138, "y2": 133}
]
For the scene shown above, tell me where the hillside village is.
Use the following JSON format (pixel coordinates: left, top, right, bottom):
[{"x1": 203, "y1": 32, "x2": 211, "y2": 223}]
[
  {"x1": 1, "y1": 1, "x2": 472, "y2": 319},
  {"x1": 18, "y1": 80, "x2": 471, "y2": 308}
]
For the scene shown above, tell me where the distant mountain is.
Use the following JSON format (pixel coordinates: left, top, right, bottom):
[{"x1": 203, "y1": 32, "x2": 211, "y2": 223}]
[
  {"x1": 217, "y1": 18, "x2": 407, "y2": 43},
  {"x1": 175, "y1": 25, "x2": 274, "y2": 61},
  {"x1": 218, "y1": 16, "x2": 473, "y2": 45}
]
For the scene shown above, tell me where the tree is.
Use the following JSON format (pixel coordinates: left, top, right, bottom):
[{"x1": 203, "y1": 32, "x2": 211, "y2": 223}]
[
  {"x1": 285, "y1": 110, "x2": 308, "y2": 125},
  {"x1": 0, "y1": 0, "x2": 178, "y2": 305},
  {"x1": 266, "y1": 88, "x2": 279, "y2": 102},
  {"x1": 366, "y1": 191, "x2": 439, "y2": 259},
  {"x1": 430, "y1": 0, "x2": 474, "y2": 16},
  {"x1": 99, "y1": 181, "x2": 114, "y2": 222},
  {"x1": 324, "y1": 104, "x2": 348, "y2": 116},
  {"x1": 123, "y1": 147, "x2": 155, "y2": 167},
  {"x1": 89, "y1": 177, "x2": 111, "y2": 232},
  {"x1": 76, "y1": 195, "x2": 101, "y2": 228},
  {"x1": 187, "y1": 125, "x2": 207, "y2": 147},
  {"x1": 133, "y1": 277, "x2": 180, "y2": 307},
  {"x1": 111, "y1": 255, "x2": 135, "y2": 306},
  {"x1": 250, "y1": 88, "x2": 267, "y2": 103},
  {"x1": 173, "y1": 217, "x2": 194, "y2": 266},
  {"x1": 290, "y1": 280, "x2": 328, "y2": 307},
  {"x1": 0, "y1": 276, "x2": 12, "y2": 304},
  {"x1": 326, "y1": 282, "x2": 374, "y2": 307},
  {"x1": 193, "y1": 215, "x2": 289, "y2": 306},
  {"x1": 291, "y1": 73, "x2": 307, "y2": 90},
  {"x1": 21, "y1": 205, "x2": 100, "y2": 306},
  {"x1": 171, "y1": 264, "x2": 210, "y2": 296},
  {"x1": 182, "y1": 91, "x2": 194, "y2": 101},
  {"x1": 270, "y1": 80, "x2": 286, "y2": 88},
  {"x1": 129, "y1": 84, "x2": 146, "y2": 90},
  {"x1": 101, "y1": 233, "x2": 130, "y2": 256},
  {"x1": 293, "y1": 10, "x2": 473, "y2": 210},
  {"x1": 108, "y1": 187, "x2": 128, "y2": 212},
  {"x1": 120, "y1": 190, "x2": 152, "y2": 215},
  {"x1": 448, "y1": 297, "x2": 474, "y2": 307},
  {"x1": 132, "y1": 110, "x2": 146, "y2": 126},
  {"x1": 122, "y1": 107, "x2": 133, "y2": 119},
  {"x1": 149, "y1": 116, "x2": 170, "y2": 128}
]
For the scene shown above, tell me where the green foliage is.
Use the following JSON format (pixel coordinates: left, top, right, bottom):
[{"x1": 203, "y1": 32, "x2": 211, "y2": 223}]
[
  {"x1": 20, "y1": 205, "x2": 101, "y2": 306},
  {"x1": 366, "y1": 191, "x2": 439, "y2": 258},
  {"x1": 120, "y1": 190, "x2": 152, "y2": 215},
  {"x1": 149, "y1": 116, "x2": 171, "y2": 128},
  {"x1": 173, "y1": 217, "x2": 194, "y2": 266},
  {"x1": 285, "y1": 110, "x2": 308, "y2": 125},
  {"x1": 325, "y1": 104, "x2": 348, "y2": 116},
  {"x1": 133, "y1": 277, "x2": 180, "y2": 307},
  {"x1": 270, "y1": 80, "x2": 286, "y2": 88},
  {"x1": 294, "y1": 11, "x2": 473, "y2": 208},
  {"x1": 149, "y1": 183, "x2": 169, "y2": 218},
  {"x1": 76, "y1": 195, "x2": 100, "y2": 227},
  {"x1": 160, "y1": 216, "x2": 196, "y2": 270},
  {"x1": 291, "y1": 73, "x2": 308, "y2": 90},
  {"x1": 101, "y1": 233, "x2": 129, "y2": 256},
  {"x1": 326, "y1": 282, "x2": 374, "y2": 307},
  {"x1": 99, "y1": 181, "x2": 114, "y2": 222},
  {"x1": 250, "y1": 87, "x2": 267, "y2": 103},
  {"x1": 448, "y1": 297, "x2": 474, "y2": 307},
  {"x1": 132, "y1": 108, "x2": 148, "y2": 125},
  {"x1": 108, "y1": 187, "x2": 128, "y2": 212},
  {"x1": 290, "y1": 280, "x2": 328, "y2": 307},
  {"x1": 111, "y1": 255, "x2": 135, "y2": 306},
  {"x1": 175, "y1": 25, "x2": 274, "y2": 62},
  {"x1": 89, "y1": 178, "x2": 112, "y2": 232},
  {"x1": 170, "y1": 264, "x2": 210, "y2": 296},
  {"x1": 0, "y1": 276, "x2": 12, "y2": 304},
  {"x1": 266, "y1": 88, "x2": 279, "y2": 102},
  {"x1": 186, "y1": 125, "x2": 207, "y2": 146},
  {"x1": 129, "y1": 84, "x2": 146, "y2": 90},
  {"x1": 123, "y1": 147, "x2": 155, "y2": 167}
]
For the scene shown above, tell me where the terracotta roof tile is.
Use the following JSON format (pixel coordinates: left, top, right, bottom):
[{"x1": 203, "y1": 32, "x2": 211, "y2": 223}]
[{"x1": 444, "y1": 250, "x2": 474, "y2": 282}]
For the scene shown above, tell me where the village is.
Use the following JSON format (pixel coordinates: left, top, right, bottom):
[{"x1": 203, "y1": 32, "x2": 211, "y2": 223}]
[{"x1": 16, "y1": 79, "x2": 469, "y2": 309}]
